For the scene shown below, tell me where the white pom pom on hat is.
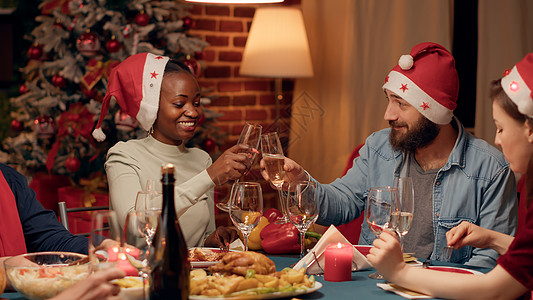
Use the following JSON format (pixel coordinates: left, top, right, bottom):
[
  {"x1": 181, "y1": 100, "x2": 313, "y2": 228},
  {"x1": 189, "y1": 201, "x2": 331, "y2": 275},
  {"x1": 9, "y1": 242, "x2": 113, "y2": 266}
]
[{"x1": 398, "y1": 55, "x2": 414, "y2": 70}]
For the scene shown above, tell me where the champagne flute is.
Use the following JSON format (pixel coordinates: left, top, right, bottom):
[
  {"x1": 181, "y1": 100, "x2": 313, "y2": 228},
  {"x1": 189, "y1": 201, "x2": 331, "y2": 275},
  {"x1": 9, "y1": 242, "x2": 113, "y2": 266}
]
[
  {"x1": 216, "y1": 122, "x2": 262, "y2": 212},
  {"x1": 135, "y1": 190, "x2": 162, "y2": 211},
  {"x1": 391, "y1": 177, "x2": 414, "y2": 252},
  {"x1": 122, "y1": 210, "x2": 162, "y2": 300},
  {"x1": 228, "y1": 182, "x2": 263, "y2": 251},
  {"x1": 88, "y1": 211, "x2": 121, "y2": 273},
  {"x1": 365, "y1": 186, "x2": 396, "y2": 279},
  {"x1": 286, "y1": 181, "x2": 319, "y2": 258},
  {"x1": 260, "y1": 131, "x2": 289, "y2": 223}
]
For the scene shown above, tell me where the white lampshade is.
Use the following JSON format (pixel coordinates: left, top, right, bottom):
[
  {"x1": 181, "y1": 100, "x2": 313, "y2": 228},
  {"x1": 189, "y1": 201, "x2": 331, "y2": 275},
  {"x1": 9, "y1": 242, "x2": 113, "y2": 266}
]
[{"x1": 240, "y1": 7, "x2": 313, "y2": 78}]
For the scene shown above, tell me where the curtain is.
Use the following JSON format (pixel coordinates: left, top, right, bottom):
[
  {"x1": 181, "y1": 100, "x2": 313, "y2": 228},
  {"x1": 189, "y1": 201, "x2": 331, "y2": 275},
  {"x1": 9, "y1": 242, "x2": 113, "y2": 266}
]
[
  {"x1": 290, "y1": 0, "x2": 453, "y2": 182},
  {"x1": 475, "y1": 0, "x2": 533, "y2": 149}
]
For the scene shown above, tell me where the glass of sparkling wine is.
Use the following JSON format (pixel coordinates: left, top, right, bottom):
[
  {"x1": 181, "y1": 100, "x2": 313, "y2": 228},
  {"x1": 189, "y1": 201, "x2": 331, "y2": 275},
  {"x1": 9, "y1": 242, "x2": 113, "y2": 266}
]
[
  {"x1": 260, "y1": 131, "x2": 289, "y2": 223},
  {"x1": 391, "y1": 177, "x2": 414, "y2": 252},
  {"x1": 228, "y1": 182, "x2": 264, "y2": 251},
  {"x1": 286, "y1": 181, "x2": 319, "y2": 258},
  {"x1": 365, "y1": 186, "x2": 396, "y2": 279},
  {"x1": 89, "y1": 211, "x2": 121, "y2": 273}
]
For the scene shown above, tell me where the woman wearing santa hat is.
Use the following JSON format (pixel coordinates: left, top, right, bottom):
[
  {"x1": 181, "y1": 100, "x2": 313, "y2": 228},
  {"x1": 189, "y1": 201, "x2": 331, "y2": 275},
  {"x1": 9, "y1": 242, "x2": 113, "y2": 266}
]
[
  {"x1": 93, "y1": 53, "x2": 247, "y2": 248},
  {"x1": 368, "y1": 53, "x2": 533, "y2": 299}
]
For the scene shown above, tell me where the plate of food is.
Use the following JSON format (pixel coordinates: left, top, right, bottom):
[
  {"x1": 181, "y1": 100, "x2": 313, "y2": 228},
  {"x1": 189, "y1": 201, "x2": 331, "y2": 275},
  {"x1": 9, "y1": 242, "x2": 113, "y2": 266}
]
[
  {"x1": 190, "y1": 251, "x2": 322, "y2": 299},
  {"x1": 114, "y1": 276, "x2": 146, "y2": 300},
  {"x1": 189, "y1": 247, "x2": 234, "y2": 269},
  {"x1": 427, "y1": 266, "x2": 484, "y2": 275}
]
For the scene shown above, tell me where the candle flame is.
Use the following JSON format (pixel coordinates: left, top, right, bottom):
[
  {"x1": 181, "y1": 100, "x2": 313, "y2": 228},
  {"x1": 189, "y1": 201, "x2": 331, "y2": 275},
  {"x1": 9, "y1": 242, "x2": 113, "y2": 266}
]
[
  {"x1": 118, "y1": 253, "x2": 127, "y2": 260},
  {"x1": 337, "y1": 242, "x2": 342, "y2": 248}
]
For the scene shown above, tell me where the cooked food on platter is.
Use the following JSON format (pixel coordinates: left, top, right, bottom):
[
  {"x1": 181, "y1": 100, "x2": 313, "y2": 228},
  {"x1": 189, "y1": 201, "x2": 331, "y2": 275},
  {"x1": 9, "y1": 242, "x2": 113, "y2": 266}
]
[
  {"x1": 208, "y1": 251, "x2": 276, "y2": 276},
  {"x1": 189, "y1": 248, "x2": 228, "y2": 262}
]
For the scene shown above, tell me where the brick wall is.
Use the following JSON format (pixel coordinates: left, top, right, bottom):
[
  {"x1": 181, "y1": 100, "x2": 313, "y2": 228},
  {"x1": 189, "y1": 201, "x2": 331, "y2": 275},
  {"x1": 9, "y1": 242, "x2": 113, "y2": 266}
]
[{"x1": 188, "y1": 2, "x2": 300, "y2": 226}]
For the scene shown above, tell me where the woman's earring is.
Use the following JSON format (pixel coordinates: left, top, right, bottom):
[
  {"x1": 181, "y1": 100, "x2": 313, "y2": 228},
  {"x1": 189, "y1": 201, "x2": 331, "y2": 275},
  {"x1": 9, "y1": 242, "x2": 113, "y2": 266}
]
[{"x1": 148, "y1": 127, "x2": 154, "y2": 135}]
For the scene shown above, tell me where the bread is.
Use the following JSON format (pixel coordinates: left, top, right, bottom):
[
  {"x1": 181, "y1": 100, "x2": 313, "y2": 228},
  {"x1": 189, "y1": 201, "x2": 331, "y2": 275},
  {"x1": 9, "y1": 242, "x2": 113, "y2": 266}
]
[{"x1": 208, "y1": 251, "x2": 276, "y2": 276}]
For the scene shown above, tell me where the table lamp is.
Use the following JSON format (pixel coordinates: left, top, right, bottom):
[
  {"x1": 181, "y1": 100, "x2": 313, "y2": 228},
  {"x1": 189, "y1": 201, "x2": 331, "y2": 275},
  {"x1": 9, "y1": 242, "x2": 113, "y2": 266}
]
[{"x1": 240, "y1": 6, "x2": 314, "y2": 131}]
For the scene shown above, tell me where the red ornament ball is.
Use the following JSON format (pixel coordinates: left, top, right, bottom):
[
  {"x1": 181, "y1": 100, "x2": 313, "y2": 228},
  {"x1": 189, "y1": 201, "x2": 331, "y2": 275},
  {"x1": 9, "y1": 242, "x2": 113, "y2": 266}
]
[
  {"x1": 11, "y1": 120, "x2": 23, "y2": 132},
  {"x1": 182, "y1": 16, "x2": 194, "y2": 30},
  {"x1": 76, "y1": 31, "x2": 101, "y2": 57},
  {"x1": 34, "y1": 115, "x2": 56, "y2": 139},
  {"x1": 184, "y1": 57, "x2": 201, "y2": 78},
  {"x1": 19, "y1": 84, "x2": 28, "y2": 94},
  {"x1": 52, "y1": 74, "x2": 67, "y2": 88},
  {"x1": 203, "y1": 137, "x2": 216, "y2": 153},
  {"x1": 105, "y1": 37, "x2": 121, "y2": 53},
  {"x1": 65, "y1": 156, "x2": 81, "y2": 173},
  {"x1": 135, "y1": 12, "x2": 150, "y2": 26},
  {"x1": 28, "y1": 44, "x2": 43, "y2": 60}
]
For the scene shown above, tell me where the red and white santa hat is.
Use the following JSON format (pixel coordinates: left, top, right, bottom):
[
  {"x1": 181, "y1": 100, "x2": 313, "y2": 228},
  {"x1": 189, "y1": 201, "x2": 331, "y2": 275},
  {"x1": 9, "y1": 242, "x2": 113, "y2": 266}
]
[
  {"x1": 92, "y1": 52, "x2": 170, "y2": 142},
  {"x1": 382, "y1": 42, "x2": 459, "y2": 125},
  {"x1": 501, "y1": 53, "x2": 533, "y2": 118}
]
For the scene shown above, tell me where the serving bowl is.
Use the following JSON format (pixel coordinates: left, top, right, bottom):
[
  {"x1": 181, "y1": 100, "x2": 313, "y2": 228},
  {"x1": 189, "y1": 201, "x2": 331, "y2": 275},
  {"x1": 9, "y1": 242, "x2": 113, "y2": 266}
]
[{"x1": 4, "y1": 251, "x2": 89, "y2": 300}]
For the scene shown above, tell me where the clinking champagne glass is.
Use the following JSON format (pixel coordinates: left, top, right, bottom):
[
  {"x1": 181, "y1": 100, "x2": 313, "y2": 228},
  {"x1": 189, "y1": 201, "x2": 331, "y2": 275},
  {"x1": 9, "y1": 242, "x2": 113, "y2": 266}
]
[
  {"x1": 88, "y1": 211, "x2": 121, "y2": 273},
  {"x1": 391, "y1": 177, "x2": 414, "y2": 253},
  {"x1": 216, "y1": 122, "x2": 262, "y2": 212},
  {"x1": 135, "y1": 190, "x2": 162, "y2": 211},
  {"x1": 260, "y1": 131, "x2": 289, "y2": 224},
  {"x1": 228, "y1": 182, "x2": 263, "y2": 251},
  {"x1": 122, "y1": 210, "x2": 162, "y2": 300},
  {"x1": 365, "y1": 186, "x2": 396, "y2": 279},
  {"x1": 286, "y1": 181, "x2": 319, "y2": 258}
]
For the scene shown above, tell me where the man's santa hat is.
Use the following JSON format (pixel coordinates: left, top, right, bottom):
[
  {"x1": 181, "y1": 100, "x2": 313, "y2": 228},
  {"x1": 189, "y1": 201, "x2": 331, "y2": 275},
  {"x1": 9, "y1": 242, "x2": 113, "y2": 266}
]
[
  {"x1": 382, "y1": 42, "x2": 459, "y2": 125},
  {"x1": 92, "y1": 52, "x2": 170, "y2": 142},
  {"x1": 501, "y1": 53, "x2": 533, "y2": 118}
]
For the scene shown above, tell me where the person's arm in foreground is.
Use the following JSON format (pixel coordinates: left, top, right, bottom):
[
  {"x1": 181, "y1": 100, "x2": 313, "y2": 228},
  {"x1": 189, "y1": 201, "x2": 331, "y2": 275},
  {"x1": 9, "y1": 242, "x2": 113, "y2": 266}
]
[
  {"x1": 368, "y1": 231, "x2": 527, "y2": 300},
  {"x1": 446, "y1": 221, "x2": 514, "y2": 255},
  {"x1": 49, "y1": 268, "x2": 125, "y2": 300}
]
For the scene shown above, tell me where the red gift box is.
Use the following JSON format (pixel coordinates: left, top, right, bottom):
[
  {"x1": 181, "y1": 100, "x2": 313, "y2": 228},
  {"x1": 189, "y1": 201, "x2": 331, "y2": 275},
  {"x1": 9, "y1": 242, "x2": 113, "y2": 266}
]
[
  {"x1": 29, "y1": 172, "x2": 71, "y2": 213},
  {"x1": 57, "y1": 186, "x2": 109, "y2": 235}
]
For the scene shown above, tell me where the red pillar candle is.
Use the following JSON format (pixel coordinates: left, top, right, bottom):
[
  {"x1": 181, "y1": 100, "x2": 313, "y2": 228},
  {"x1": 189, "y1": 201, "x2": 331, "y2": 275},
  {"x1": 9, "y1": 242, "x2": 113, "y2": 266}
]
[
  {"x1": 107, "y1": 245, "x2": 120, "y2": 262},
  {"x1": 117, "y1": 252, "x2": 139, "y2": 276},
  {"x1": 324, "y1": 242, "x2": 353, "y2": 282}
]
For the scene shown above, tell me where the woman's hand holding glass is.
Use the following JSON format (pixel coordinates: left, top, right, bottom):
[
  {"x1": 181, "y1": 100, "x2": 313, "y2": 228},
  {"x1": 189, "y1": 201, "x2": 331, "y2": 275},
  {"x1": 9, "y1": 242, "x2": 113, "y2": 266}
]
[
  {"x1": 228, "y1": 182, "x2": 263, "y2": 251},
  {"x1": 286, "y1": 181, "x2": 319, "y2": 258}
]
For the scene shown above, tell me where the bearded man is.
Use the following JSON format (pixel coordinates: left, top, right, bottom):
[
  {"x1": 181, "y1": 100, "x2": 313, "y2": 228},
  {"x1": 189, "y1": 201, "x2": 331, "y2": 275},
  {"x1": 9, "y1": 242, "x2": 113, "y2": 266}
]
[{"x1": 261, "y1": 42, "x2": 518, "y2": 268}]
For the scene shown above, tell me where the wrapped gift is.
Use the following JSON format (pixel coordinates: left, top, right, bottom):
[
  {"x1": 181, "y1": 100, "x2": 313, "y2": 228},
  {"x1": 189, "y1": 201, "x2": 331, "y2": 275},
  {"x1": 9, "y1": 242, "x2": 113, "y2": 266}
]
[
  {"x1": 57, "y1": 186, "x2": 109, "y2": 235},
  {"x1": 29, "y1": 172, "x2": 71, "y2": 213}
]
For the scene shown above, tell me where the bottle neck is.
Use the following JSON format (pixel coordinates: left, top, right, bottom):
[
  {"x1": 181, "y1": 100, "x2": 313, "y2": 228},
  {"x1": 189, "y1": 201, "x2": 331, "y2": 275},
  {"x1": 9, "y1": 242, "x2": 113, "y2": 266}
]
[{"x1": 161, "y1": 175, "x2": 176, "y2": 219}]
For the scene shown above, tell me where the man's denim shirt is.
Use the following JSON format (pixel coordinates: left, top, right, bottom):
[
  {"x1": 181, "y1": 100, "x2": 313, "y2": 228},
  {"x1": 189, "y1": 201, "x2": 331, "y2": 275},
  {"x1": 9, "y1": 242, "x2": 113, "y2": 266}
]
[{"x1": 314, "y1": 118, "x2": 518, "y2": 268}]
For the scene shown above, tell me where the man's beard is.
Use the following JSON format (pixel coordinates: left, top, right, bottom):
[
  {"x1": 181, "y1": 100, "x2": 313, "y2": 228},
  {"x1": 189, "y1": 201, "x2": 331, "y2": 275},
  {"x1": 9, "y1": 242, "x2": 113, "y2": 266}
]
[{"x1": 389, "y1": 116, "x2": 440, "y2": 153}]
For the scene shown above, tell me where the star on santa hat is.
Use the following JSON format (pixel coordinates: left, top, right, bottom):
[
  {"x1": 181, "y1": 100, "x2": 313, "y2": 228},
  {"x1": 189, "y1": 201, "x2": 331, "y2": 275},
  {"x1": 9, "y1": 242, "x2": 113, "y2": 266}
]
[
  {"x1": 400, "y1": 83, "x2": 408, "y2": 92},
  {"x1": 150, "y1": 71, "x2": 159, "y2": 79},
  {"x1": 420, "y1": 102, "x2": 430, "y2": 110}
]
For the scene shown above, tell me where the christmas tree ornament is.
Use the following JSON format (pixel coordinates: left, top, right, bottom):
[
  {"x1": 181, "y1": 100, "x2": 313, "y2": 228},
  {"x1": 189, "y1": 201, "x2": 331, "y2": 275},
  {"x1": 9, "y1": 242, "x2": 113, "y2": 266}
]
[
  {"x1": 53, "y1": 18, "x2": 64, "y2": 29},
  {"x1": 34, "y1": 115, "x2": 57, "y2": 139},
  {"x1": 184, "y1": 56, "x2": 201, "y2": 78},
  {"x1": 182, "y1": 16, "x2": 194, "y2": 30},
  {"x1": 81, "y1": 85, "x2": 96, "y2": 99},
  {"x1": 11, "y1": 120, "x2": 24, "y2": 132},
  {"x1": 122, "y1": 24, "x2": 133, "y2": 38},
  {"x1": 28, "y1": 44, "x2": 43, "y2": 60},
  {"x1": 19, "y1": 84, "x2": 28, "y2": 94},
  {"x1": 203, "y1": 137, "x2": 216, "y2": 153},
  {"x1": 65, "y1": 156, "x2": 81, "y2": 172},
  {"x1": 105, "y1": 36, "x2": 122, "y2": 53},
  {"x1": 52, "y1": 74, "x2": 67, "y2": 88},
  {"x1": 114, "y1": 109, "x2": 139, "y2": 132},
  {"x1": 135, "y1": 11, "x2": 150, "y2": 26},
  {"x1": 76, "y1": 31, "x2": 101, "y2": 57}
]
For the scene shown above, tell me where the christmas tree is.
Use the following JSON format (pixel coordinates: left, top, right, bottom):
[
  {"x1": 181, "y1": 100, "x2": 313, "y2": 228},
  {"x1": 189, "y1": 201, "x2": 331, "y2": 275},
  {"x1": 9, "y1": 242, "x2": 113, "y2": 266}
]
[{"x1": 2, "y1": 0, "x2": 224, "y2": 184}]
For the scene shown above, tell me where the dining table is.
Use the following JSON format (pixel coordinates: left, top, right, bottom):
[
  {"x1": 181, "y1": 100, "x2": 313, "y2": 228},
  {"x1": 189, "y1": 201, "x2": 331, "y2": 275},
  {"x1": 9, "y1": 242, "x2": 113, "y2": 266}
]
[{"x1": 1, "y1": 254, "x2": 491, "y2": 300}]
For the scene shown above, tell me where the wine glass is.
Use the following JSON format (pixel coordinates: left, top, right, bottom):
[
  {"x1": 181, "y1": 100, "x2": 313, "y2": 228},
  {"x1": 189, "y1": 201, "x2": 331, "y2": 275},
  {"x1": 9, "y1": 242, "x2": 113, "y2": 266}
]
[
  {"x1": 260, "y1": 131, "x2": 289, "y2": 223},
  {"x1": 228, "y1": 182, "x2": 263, "y2": 251},
  {"x1": 135, "y1": 190, "x2": 162, "y2": 211},
  {"x1": 122, "y1": 210, "x2": 162, "y2": 300},
  {"x1": 391, "y1": 177, "x2": 414, "y2": 252},
  {"x1": 286, "y1": 181, "x2": 319, "y2": 258},
  {"x1": 365, "y1": 186, "x2": 396, "y2": 279},
  {"x1": 88, "y1": 211, "x2": 121, "y2": 273},
  {"x1": 216, "y1": 122, "x2": 263, "y2": 212}
]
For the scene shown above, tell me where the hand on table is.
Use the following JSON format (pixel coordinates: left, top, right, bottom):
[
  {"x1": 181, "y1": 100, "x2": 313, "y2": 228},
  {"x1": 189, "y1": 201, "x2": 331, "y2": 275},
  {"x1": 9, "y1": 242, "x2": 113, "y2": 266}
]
[
  {"x1": 49, "y1": 267, "x2": 125, "y2": 300},
  {"x1": 259, "y1": 156, "x2": 308, "y2": 189},
  {"x1": 204, "y1": 226, "x2": 239, "y2": 249},
  {"x1": 207, "y1": 144, "x2": 250, "y2": 186},
  {"x1": 367, "y1": 230, "x2": 406, "y2": 282}
]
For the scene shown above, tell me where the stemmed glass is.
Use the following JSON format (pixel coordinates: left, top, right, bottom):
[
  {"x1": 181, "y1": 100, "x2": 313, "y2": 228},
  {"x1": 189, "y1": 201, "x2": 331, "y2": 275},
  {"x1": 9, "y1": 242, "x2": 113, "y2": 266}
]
[
  {"x1": 260, "y1": 131, "x2": 289, "y2": 223},
  {"x1": 135, "y1": 190, "x2": 162, "y2": 211},
  {"x1": 228, "y1": 182, "x2": 263, "y2": 251},
  {"x1": 122, "y1": 210, "x2": 161, "y2": 300},
  {"x1": 88, "y1": 211, "x2": 121, "y2": 273},
  {"x1": 216, "y1": 122, "x2": 262, "y2": 212},
  {"x1": 365, "y1": 186, "x2": 396, "y2": 279},
  {"x1": 391, "y1": 177, "x2": 414, "y2": 252},
  {"x1": 286, "y1": 181, "x2": 319, "y2": 258}
]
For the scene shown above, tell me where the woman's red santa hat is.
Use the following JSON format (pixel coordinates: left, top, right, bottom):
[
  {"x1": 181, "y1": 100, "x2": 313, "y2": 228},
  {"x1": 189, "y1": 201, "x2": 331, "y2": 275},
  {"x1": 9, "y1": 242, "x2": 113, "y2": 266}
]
[
  {"x1": 382, "y1": 42, "x2": 459, "y2": 125},
  {"x1": 501, "y1": 53, "x2": 533, "y2": 118},
  {"x1": 92, "y1": 52, "x2": 170, "y2": 142}
]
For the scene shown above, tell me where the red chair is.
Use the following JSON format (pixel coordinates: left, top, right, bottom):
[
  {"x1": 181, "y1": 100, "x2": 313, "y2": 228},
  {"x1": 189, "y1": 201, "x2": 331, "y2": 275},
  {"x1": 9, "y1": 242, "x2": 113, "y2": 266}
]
[{"x1": 337, "y1": 143, "x2": 364, "y2": 244}]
